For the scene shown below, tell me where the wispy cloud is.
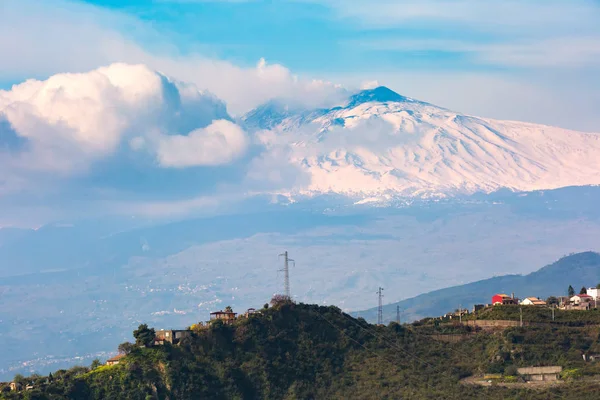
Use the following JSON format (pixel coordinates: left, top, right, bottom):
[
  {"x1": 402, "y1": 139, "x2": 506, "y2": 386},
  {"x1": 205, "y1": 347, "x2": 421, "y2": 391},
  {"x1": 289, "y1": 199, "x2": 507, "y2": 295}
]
[
  {"x1": 354, "y1": 37, "x2": 600, "y2": 68},
  {"x1": 322, "y1": 0, "x2": 600, "y2": 68},
  {"x1": 321, "y1": 0, "x2": 600, "y2": 32}
]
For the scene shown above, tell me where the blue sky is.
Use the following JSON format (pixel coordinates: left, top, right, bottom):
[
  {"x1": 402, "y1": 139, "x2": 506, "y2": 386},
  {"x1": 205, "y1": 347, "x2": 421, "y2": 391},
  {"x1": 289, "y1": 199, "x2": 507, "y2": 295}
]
[
  {"x1": 2, "y1": 0, "x2": 600, "y2": 128},
  {"x1": 2, "y1": 0, "x2": 599, "y2": 129},
  {"x1": 1, "y1": 0, "x2": 600, "y2": 226}
]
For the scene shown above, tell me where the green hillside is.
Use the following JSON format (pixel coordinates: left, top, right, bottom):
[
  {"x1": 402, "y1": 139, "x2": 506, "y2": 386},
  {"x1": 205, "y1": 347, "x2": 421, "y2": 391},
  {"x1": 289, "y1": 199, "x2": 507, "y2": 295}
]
[
  {"x1": 3, "y1": 301, "x2": 600, "y2": 399},
  {"x1": 357, "y1": 251, "x2": 600, "y2": 322}
]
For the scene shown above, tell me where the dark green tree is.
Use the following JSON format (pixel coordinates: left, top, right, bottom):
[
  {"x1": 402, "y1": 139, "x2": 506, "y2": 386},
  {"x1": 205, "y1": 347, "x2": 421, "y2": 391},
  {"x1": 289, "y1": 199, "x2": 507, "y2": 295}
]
[
  {"x1": 568, "y1": 285, "x2": 575, "y2": 297},
  {"x1": 580, "y1": 286, "x2": 588, "y2": 295},
  {"x1": 118, "y1": 341, "x2": 135, "y2": 354},
  {"x1": 225, "y1": 305, "x2": 233, "y2": 313},
  {"x1": 91, "y1": 359, "x2": 102, "y2": 370},
  {"x1": 504, "y1": 365, "x2": 519, "y2": 377},
  {"x1": 597, "y1": 282, "x2": 600, "y2": 289},
  {"x1": 13, "y1": 374, "x2": 26, "y2": 385},
  {"x1": 133, "y1": 324, "x2": 155, "y2": 347}
]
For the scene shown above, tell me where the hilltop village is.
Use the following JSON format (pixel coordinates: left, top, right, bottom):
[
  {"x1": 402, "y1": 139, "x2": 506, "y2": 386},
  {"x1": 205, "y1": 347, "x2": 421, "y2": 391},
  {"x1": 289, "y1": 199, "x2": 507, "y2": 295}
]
[{"x1": 440, "y1": 284, "x2": 600, "y2": 322}]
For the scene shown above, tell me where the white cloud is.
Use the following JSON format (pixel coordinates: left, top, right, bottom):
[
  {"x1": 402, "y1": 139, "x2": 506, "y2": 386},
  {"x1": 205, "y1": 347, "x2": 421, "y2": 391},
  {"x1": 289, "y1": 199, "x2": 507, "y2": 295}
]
[
  {"x1": 360, "y1": 80, "x2": 380, "y2": 90},
  {"x1": 0, "y1": 63, "x2": 232, "y2": 175},
  {"x1": 146, "y1": 57, "x2": 347, "y2": 115},
  {"x1": 156, "y1": 120, "x2": 248, "y2": 167}
]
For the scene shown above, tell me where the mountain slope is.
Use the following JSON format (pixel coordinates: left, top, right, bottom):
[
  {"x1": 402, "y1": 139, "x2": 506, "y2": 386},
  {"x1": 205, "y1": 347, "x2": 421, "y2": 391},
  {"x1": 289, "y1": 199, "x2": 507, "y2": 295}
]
[
  {"x1": 356, "y1": 251, "x2": 600, "y2": 323},
  {"x1": 245, "y1": 87, "x2": 600, "y2": 200}
]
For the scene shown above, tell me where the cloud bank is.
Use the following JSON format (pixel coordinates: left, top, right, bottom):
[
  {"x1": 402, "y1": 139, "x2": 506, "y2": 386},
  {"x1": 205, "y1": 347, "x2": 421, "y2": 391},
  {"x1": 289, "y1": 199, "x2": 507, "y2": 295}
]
[{"x1": 0, "y1": 63, "x2": 241, "y2": 176}]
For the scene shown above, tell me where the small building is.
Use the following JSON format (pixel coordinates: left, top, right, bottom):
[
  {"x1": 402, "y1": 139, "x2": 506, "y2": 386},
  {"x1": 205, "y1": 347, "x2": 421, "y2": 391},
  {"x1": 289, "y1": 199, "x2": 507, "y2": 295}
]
[
  {"x1": 9, "y1": 382, "x2": 21, "y2": 391},
  {"x1": 517, "y1": 366, "x2": 562, "y2": 381},
  {"x1": 155, "y1": 329, "x2": 192, "y2": 345},
  {"x1": 520, "y1": 297, "x2": 547, "y2": 306},
  {"x1": 210, "y1": 310, "x2": 237, "y2": 325},
  {"x1": 492, "y1": 293, "x2": 518, "y2": 305},
  {"x1": 570, "y1": 294, "x2": 593, "y2": 305},
  {"x1": 244, "y1": 308, "x2": 257, "y2": 317},
  {"x1": 106, "y1": 354, "x2": 126, "y2": 366},
  {"x1": 472, "y1": 304, "x2": 486, "y2": 313}
]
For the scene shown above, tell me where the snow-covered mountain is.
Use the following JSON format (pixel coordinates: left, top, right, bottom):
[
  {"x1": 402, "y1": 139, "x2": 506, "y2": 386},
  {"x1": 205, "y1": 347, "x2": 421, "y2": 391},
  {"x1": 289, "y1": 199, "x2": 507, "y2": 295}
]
[{"x1": 243, "y1": 86, "x2": 600, "y2": 200}]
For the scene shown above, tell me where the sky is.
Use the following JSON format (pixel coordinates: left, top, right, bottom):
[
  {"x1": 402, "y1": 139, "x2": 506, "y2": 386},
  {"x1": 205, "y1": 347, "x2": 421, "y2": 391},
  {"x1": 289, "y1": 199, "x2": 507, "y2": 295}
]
[{"x1": 1, "y1": 0, "x2": 600, "y2": 226}]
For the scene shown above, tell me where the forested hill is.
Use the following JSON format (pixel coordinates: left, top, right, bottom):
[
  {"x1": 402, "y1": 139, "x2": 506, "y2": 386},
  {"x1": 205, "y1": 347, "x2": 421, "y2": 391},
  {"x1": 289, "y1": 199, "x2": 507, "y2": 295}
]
[
  {"x1": 3, "y1": 301, "x2": 600, "y2": 399},
  {"x1": 357, "y1": 251, "x2": 600, "y2": 323}
]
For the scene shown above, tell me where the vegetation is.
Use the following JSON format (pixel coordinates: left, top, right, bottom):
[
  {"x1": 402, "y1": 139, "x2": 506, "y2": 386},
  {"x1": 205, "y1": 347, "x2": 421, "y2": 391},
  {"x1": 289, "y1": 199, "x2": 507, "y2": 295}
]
[
  {"x1": 464, "y1": 304, "x2": 600, "y2": 325},
  {"x1": 569, "y1": 285, "x2": 575, "y2": 297},
  {"x1": 133, "y1": 324, "x2": 155, "y2": 347},
  {"x1": 3, "y1": 302, "x2": 600, "y2": 399}
]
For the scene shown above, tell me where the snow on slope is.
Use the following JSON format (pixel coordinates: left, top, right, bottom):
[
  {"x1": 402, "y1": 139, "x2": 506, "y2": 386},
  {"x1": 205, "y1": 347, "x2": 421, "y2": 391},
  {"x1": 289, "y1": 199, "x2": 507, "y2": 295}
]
[{"x1": 244, "y1": 87, "x2": 600, "y2": 199}]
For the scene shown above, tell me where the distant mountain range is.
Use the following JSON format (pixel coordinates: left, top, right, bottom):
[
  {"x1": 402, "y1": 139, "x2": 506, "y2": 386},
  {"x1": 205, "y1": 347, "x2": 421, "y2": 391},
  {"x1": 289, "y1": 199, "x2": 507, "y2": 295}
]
[
  {"x1": 356, "y1": 251, "x2": 600, "y2": 323},
  {"x1": 242, "y1": 86, "x2": 600, "y2": 202}
]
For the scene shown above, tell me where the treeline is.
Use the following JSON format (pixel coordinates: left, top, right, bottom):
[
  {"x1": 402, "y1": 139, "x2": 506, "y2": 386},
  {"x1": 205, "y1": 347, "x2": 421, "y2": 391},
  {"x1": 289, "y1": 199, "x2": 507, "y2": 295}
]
[{"x1": 3, "y1": 302, "x2": 600, "y2": 399}]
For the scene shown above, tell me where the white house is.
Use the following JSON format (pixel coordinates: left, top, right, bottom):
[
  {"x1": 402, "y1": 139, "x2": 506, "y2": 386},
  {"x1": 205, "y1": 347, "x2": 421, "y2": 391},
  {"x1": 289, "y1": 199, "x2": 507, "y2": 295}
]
[
  {"x1": 570, "y1": 294, "x2": 593, "y2": 305},
  {"x1": 587, "y1": 287, "x2": 599, "y2": 299},
  {"x1": 520, "y1": 297, "x2": 546, "y2": 306}
]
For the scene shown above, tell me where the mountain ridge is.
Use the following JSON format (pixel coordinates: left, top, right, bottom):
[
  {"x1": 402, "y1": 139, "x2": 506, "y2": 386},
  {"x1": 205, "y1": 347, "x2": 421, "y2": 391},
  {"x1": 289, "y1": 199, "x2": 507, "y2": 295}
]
[{"x1": 355, "y1": 251, "x2": 600, "y2": 323}]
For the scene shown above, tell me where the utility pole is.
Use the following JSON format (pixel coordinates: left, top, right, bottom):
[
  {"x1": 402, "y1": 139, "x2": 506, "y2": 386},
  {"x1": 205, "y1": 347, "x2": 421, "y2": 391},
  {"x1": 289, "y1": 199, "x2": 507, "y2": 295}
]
[
  {"x1": 519, "y1": 307, "x2": 523, "y2": 327},
  {"x1": 459, "y1": 304, "x2": 462, "y2": 324},
  {"x1": 377, "y1": 287, "x2": 384, "y2": 325},
  {"x1": 278, "y1": 251, "x2": 294, "y2": 299},
  {"x1": 396, "y1": 305, "x2": 400, "y2": 324},
  {"x1": 552, "y1": 305, "x2": 555, "y2": 322}
]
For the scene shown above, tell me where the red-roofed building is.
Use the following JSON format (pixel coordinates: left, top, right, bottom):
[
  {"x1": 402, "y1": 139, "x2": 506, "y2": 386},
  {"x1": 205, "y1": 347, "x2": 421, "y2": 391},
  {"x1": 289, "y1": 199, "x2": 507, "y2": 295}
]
[
  {"x1": 570, "y1": 294, "x2": 593, "y2": 305},
  {"x1": 492, "y1": 293, "x2": 518, "y2": 305}
]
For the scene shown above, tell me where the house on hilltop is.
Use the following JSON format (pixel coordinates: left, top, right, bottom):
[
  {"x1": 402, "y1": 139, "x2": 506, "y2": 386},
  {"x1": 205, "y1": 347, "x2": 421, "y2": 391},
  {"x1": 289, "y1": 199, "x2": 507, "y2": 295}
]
[
  {"x1": 520, "y1": 297, "x2": 547, "y2": 306},
  {"x1": 155, "y1": 329, "x2": 192, "y2": 345},
  {"x1": 570, "y1": 294, "x2": 593, "y2": 305},
  {"x1": 210, "y1": 309, "x2": 237, "y2": 325},
  {"x1": 106, "y1": 354, "x2": 126, "y2": 366},
  {"x1": 562, "y1": 294, "x2": 594, "y2": 310},
  {"x1": 492, "y1": 293, "x2": 518, "y2": 305}
]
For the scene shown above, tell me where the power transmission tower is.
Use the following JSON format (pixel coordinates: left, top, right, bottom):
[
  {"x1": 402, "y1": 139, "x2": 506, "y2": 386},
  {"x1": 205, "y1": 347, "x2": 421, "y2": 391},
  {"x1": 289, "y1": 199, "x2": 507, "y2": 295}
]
[
  {"x1": 278, "y1": 251, "x2": 294, "y2": 299},
  {"x1": 396, "y1": 305, "x2": 400, "y2": 324},
  {"x1": 377, "y1": 287, "x2": 384, "y2": 325}
]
